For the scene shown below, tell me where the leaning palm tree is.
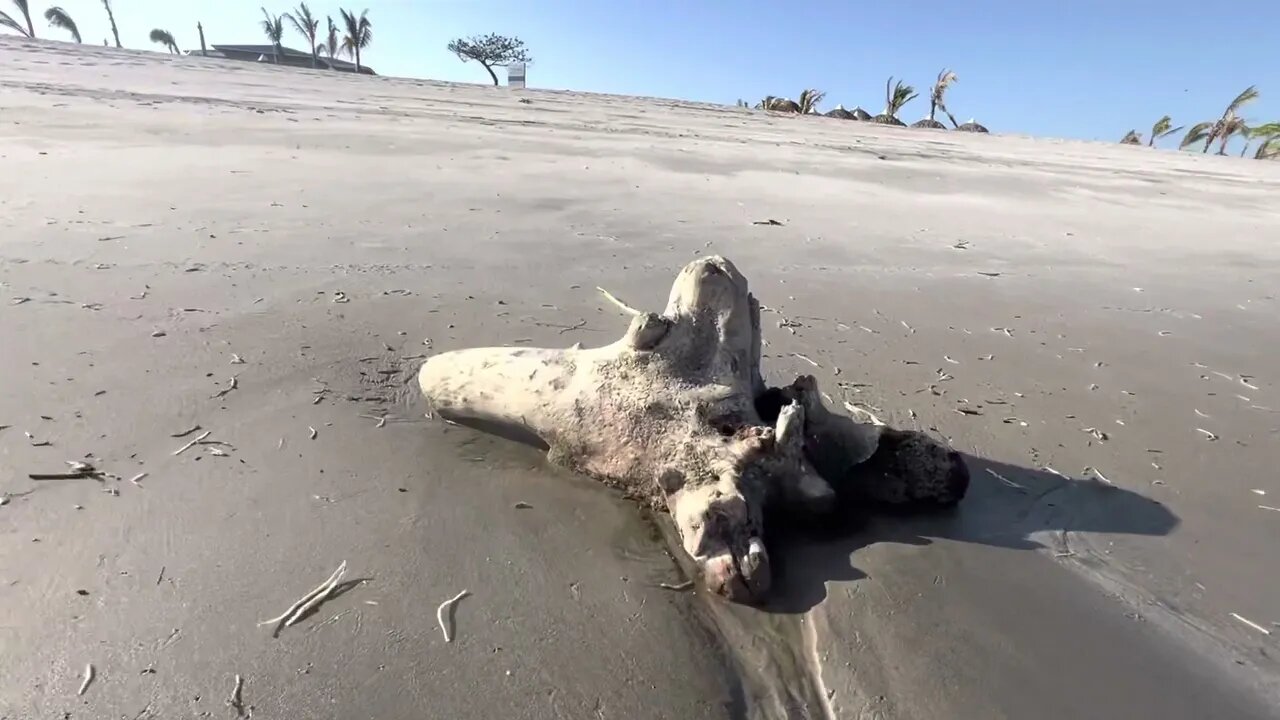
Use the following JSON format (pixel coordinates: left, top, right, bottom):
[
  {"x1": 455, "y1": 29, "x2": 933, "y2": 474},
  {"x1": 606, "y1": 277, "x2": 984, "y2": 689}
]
[
  {"x1": 43, "y1": 6, "x2": 79, "y2": 42},
  {"x1": 0, "y1": 0, "x2": 35, "y2": 37},
  {"x1": 1183, "y1": 86, "x2": 1259, "y2": 154},
  {"x1": 1119, "y1": 129, "x2": 1142, "y2": 145},
  {"x1": 315, "y1": 15, "x2": 340, "y2": 67},
  {"x1": 101, "y1": 0, "x2": 120, "y2": 47},
  {"x1": 1256, "y1": 135, "x2": 1280, "y2": 160},
  {"x1": 148, "y1": 28, "x2": 178, "y2": 54},
  {"x1": 285, "y1": 2, "x2": 319, "y2": 68},
  {"x1": 873, "y1": 77, "x2": 916, "y2": 126},
  {"x1": 928, "y1": 69, "x2": 959, "y2": 127},
  {"x1": 1214, "y1": 116, "x2": 1249, "y2": 155},
  {"x1": 1147, "y1": 115, "x2": 1183, "y2": 147},
  {"x1": 260, "y1": 8, "x2": 285, "y2": 63},
  {"x1": 796, "y1": 88, "x2": 825, "y2": 114},
  {"x1": 756, "y1": 96, "x2": 801, "y2": 113},
  {"x1": 339, "y1": 7, "x2": 372, "y2": 73}
]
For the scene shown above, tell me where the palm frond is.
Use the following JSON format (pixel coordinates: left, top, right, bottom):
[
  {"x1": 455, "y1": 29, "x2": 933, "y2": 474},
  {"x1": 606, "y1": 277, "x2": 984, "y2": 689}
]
[
  {"x1": 1179, "y1": 121, "x2": 1213, "y2": 150},
  {"x1": 883, "y1": 77, "x2": 918, "y2": 117},
  {"x1": 1256, "y1": 136, "x2": 1280, "y2": 160},
  {"x1": 43, "y1": 6, "x2": 80, "y2": 42},
  {"x1": 286, "y1": 2, "x2": 318, "y2": 41},
  {"x1": 1247, "y1": 122, "x2": 1280, "y2": 139},
  {"x1": 0, "y1": 10, "x2": 30, "y2": 37},
  {"x1": 1225, "y1": 85, "x2": 1259, "y2": 115},
  {"x1": 797, "y1": 88, "x2": 825, "y2": 114},
  {"x1": 931, "y1": 68, "x2": 957, "y2": 104},
  {"x1": 1120, "y1": 130, "x2": 1142, "y2": 145}
]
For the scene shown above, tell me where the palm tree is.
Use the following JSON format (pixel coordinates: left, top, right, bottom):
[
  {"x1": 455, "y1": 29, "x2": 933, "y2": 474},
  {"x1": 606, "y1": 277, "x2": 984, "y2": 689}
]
[
  {"x1": 929, "y1": 69, "x2": 959, "y2": 127},
  {"x1": 101, "y1": 0, "x2": 120, "y2": 47},
  {"x1": 285, "y1": 2, "x2": 319, "y2": 68},
  {"x1": 1120, "y1": 130, "x2": 1142, "y2": 145},
  {"x1": 260, "y1": 8, "x2": 284, "y2": 63},
  {"x1": 1147, "y1": 115, "x2": 1183, "y2": 147},
  {"x1": 1214, "y1": 116, "x2": 1249, "y2": 155},
  {"x1": 43, "y1": 6, "x2": 79, "y2": 42},
  {"x1": 316, "y1": 15, "x2": 340, "y2": 67},
  {"x1": 0, "y1": 0, "x2": 35, "y2": 37},
  {"x1": 1242, "y1": 122, "x2": 1280, "y2": 158},
  {"x1": 1256, "y1": 136, "x2": 1280, "y2": 160},
  {"x1": 339, "y1": 8, "x2": 372, "y2": 73},
  {"x1": 873, "y1": 77, "x2": 917, "y2": 126},
  {"x1": 1181, "y1": 86, "x2": 1259, "y2": 154},
  {"x1": 148, "y1": 28, "x2": 178, "y2": 54},
  {"x1": 796, "y1": 88, "x2": 825, "y2": 114}
]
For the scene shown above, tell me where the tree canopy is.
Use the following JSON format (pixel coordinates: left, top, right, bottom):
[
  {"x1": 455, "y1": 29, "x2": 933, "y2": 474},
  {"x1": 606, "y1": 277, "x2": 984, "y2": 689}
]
[{"x1": 447, "y1": 33, "x2": 532, "y2": 85}]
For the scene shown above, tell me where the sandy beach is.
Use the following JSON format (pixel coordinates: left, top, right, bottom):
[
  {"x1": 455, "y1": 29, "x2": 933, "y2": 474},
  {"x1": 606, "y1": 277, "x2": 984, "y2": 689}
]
[{"x1": 2, "y1": 36, "x2": 1279, "y2": 719}]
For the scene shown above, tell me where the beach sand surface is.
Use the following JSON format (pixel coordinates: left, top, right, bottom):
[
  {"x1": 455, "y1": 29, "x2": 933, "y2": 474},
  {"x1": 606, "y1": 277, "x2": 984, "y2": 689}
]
[{"x1": 2, "y1": 37, "x2": 1279, "y2": 719}]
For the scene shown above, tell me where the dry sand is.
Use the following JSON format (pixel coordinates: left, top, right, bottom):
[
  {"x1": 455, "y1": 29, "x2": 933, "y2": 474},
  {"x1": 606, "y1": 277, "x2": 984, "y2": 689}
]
[{"x1": 2, "y1": 36, "x2": 1279, "y2": 719}]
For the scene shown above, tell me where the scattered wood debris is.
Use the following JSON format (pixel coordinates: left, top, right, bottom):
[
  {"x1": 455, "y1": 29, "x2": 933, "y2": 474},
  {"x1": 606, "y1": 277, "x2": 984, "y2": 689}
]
[
  {"x1": 437, "y1": 589, "x2": 470, "y2": 643},
  {"x1": 258, "y1": 561, "x2": 348, "y2": 631},
  {"x1": 658, "y1": 581, "x2": 694, "y2": 591},
  {"x1": 308, "y1": 426, "x2": 318, "y2": 440},
  {"x1": 1259, "y1": 505, "x2": 1280, "y2": 513},
  {"x1": 1230, "y1": 613, "x2": 1271, "y2": 635},
  {"x1": 752, "y1": 218, "x2": 784, "y2": 226},
  {"x1": 128, "y1": 472, "x2": 147, "y2": 487},
  {"x1": 77, "y1": 663, "x2": 94, "y2": 696},
  {"x1": 792, "y1": 353, "x2": 820, "y2": 368},
  {"x1": 1082, "y1": 466, "x2": 1113, "y2": 485},
  {"x1": 954, "y1": 407, "x2": 982, "y2": 416},
  {"x1": 943, "y1": 355, "x2": 960, "y2": 364},
  {"x1": 170, "y1": 425, "x2": 202, "y2": 438},
  {"x1": 1082, "y1": 427, "x2": 1109, "y2": 441},
  {"x1": 596, "y1": 287, "x2": 641, "y2": 316},
  {"x1": 230, "y1": 353, "x2": 246, "y2": 365},
  {"x1": 173, "y1": 430, "x2": 212, "y2": 456},
  {"x1": 514, "y1": 501, "x2": 533, "y2": 509},
  {"x1": 1195, "y1": 428, "x2": 1219, "y2": 441},
  {"x1": 332, "y1": 291, "x2": 350, "y2": 303},
  {"x1": 211, "y1": 377, "x2": 238, "y2": 399},
  {"x1": 227, "y1": 674, "x2": 245, "y2": 717}
]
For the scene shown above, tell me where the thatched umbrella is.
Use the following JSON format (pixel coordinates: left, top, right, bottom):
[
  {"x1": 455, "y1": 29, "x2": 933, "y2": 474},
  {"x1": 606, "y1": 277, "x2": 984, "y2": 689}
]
[
  {"x1": 911, "y1": 118, "x2": 947, "y2": 129},
  {"x1": 849, "y1": 106, "x2": 872, "y2": 121},
  {"x1": 871, "y1": 114, "x2": 907, "y2": 127},
  {"x1": 956, "y1": 120, "x2": 989, "y2": 133},
  {"x1": 824, "y1": 104, "x2": 856, "y2": 120}
]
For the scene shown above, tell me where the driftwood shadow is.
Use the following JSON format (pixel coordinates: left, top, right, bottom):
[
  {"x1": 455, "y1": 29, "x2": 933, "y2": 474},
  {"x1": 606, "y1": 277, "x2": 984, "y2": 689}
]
[{"x1": 759, "y1": 454, "x2": 1180, "y2": 614}]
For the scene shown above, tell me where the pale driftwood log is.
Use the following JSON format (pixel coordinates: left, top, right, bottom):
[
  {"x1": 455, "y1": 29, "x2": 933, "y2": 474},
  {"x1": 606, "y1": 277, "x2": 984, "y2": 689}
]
[{"x1": 418, "y1": 256, "x2": 967, "y2": 602}]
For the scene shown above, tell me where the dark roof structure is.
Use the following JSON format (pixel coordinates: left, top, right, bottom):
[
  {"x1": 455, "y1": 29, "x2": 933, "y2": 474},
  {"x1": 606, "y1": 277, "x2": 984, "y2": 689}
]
[{"x1": 184, "y1": 44, "x2": 375, "y2": 75}]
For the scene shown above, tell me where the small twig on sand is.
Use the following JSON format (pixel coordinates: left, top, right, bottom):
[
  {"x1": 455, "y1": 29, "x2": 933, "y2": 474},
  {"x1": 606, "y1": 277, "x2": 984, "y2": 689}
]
[
  {"x1": 170, "y1": 425, "x2": 202, "y2": 438},
  {"x1": 173, "y1": 430, "x2": 212, "y2": 456},
  {"x1": 596, "y1": 287, "x2": 642, "y2": 316},
  {"x1": 1083, "y1": 466, "x2": 1113, "y2": 485},
  {"x1": 792, "y1": 353, "x2": 820, "y2": 368},
  {"x1": 77, "y1": 663, "x2": 94, "y2": 696},
  {"x1": 555, "y1": 318, "x2": 588, "y2": 334},
  {"x1": 227, "y1": 674, "x2": 245, "y2": 717},
  {"x1": 258, "y1": 561, "x2": 348, "y2": 630},
  {"x1": 230, "y1": 353, "x2": 246, "y2": 365},
  {"x1": 211, "y1": 377, "x2": 238, "y2": 400},
  {"x1": 128, "y1": 472, "x2": 147, "y2": 486},
  {"x1": 436, "y1": 589, "x2": 470, "y2": 643},
  {"x1": 658, "y1": 581, "x2": 694, "y2": 591},
  {"x1": 842, "y1": 401, "x2": 886, "y2": 426},
  {"x1": 1196, "y1": 428, "x2": 1219, "y2": 441},
  {"x1": 308, "y1": 426, "x2": 318, "y2": 440},
  {"x1": 1230, "y1": 613, "x2": 1271, "y2": 635},
  {"x1": 986, "y1": 468, "x2": 1026, "y2": 492}
]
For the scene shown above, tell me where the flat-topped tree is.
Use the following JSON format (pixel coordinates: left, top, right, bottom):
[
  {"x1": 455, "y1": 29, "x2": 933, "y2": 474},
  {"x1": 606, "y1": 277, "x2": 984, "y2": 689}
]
[
  {"x1": 43, "y1": 6, "x2": 79, "y2": 42},
  {"x1": 447, "y1": 33, "x2": 532, "y2": 86},
  {"x1": 0, "y1": 0, "x2": 35, "y2": 37}
]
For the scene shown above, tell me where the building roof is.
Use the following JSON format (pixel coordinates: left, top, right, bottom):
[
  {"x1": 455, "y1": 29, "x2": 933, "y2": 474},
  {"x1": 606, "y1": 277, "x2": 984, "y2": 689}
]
[{"x1": 185, "y1": 44, "x2": 374, "y2": 74}]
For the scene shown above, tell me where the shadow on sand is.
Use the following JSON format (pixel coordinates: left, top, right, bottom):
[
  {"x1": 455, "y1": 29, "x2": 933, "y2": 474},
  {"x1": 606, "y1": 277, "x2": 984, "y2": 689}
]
[{"x1": 760, "y1": 452, "x2": 1180, "y2": 614}]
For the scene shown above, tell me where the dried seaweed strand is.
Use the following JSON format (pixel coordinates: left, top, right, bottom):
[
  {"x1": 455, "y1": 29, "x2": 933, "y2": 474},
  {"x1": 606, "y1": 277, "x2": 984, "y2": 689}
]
[
  {"x1": 258, "y1": 561, "x2": 347, "y2": 627},
  {"x1": 596, "y1": 287, "x2": 642, "y2": 316},
  {"x1": 172, "y1": 430, "x2": 212, "y2": 456},
  {"x1": 436, "y1": 589, "x2": 470, "y2": 643}
]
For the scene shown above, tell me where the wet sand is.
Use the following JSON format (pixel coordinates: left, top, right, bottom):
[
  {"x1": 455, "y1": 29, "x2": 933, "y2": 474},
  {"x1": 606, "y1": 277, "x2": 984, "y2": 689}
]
[{"x1": 2, "y1": 36, "x2": 1279, "y2": 719}]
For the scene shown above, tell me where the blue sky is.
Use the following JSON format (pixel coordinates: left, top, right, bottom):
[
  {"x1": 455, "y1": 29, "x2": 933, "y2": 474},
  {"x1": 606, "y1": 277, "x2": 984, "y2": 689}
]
[{"x1": 14, "y1": 0, "x2": 1280, "y2": 148}]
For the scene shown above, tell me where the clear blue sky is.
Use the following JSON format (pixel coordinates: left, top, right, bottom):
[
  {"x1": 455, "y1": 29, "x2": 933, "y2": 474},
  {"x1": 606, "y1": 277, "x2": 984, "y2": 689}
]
[{"x1": 16, "y1": 0, "x2": 1280, "y2": 147}]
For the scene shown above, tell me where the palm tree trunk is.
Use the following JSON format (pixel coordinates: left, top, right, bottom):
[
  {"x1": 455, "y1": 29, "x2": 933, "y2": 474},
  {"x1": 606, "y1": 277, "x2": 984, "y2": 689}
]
[
  {"x1": 928, "y1": 100, "x2": 937, "y2": 123},
  {"x1": 24, "y1": 10, "x2": 35, "y2": 37},
  {"x1": 310, "y1": 41, "x2": 317, "y2": 68},
  {"x1": 103, "y1": 0, "x2": 121, "y2": 48},
  {"x1": 355, "y1": 46, "x2": 361, "y2": 73},
  {"x1": 198, "y1": 21, "x2": 207, "y2": 56},
  {"x1": 482, "y1": 62, "x2": 499, "y2": 86}
]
